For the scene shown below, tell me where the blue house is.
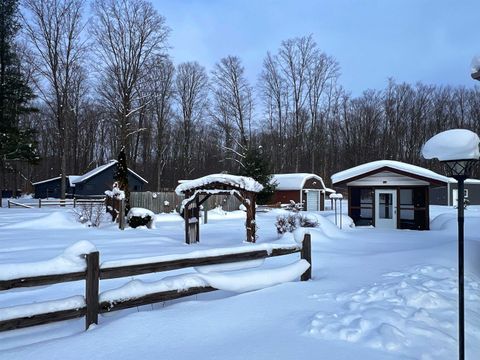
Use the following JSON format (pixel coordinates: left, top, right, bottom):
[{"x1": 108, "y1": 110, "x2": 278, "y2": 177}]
[{"x1": 33, "y1": 160, "x2": 148, "y2": 198}]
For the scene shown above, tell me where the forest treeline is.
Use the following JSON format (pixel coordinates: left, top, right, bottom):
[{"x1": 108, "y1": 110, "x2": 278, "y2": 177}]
[{"x1": 2, "y1": 0, "x2": 479, "y2": 195}]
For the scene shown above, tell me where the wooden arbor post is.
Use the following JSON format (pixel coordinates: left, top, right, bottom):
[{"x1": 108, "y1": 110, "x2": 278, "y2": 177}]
[
  {"x1": 183, "y1": 191, "x2": 200, "y2": 244},
  {"x1": 234, "y1": 190, "x2": 257, "y2": 243}
]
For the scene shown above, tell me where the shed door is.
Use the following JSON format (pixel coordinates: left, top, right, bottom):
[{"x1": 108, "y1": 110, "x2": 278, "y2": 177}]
[
  {"x1": 306, "y1": 190, "x2": 319, "y2": 211},
  {"x1": 375, "y1": 189, "x2": 397, "y2": 229}
]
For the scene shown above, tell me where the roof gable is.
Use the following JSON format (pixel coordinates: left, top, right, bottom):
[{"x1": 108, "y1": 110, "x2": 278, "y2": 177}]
[{"x1": 72, "y1": 160, "x2": 148, "y2": 184}]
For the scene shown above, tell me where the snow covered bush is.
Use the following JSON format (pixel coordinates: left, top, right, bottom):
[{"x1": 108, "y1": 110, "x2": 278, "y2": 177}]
[
  {"x1": 284, "y1": 200, "x2": 304, "y2": 212},
  {"x1": 297, "y1": 214, "x2": 319, "y2": 228},
  {"x1": 275, "y1": 213, "x2": 318, "y2": 234},
  {"x1": 275, "y1": 214, "x2": 297, "y2": 234},
  {"x1": 74, "y1": 203, "x2": 105, "y2": 227},
  {"x1": 127, "y1": 207, "x2": 155, "y2": 229}
]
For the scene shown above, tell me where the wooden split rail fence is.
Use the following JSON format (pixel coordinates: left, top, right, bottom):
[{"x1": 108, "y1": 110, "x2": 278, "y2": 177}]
[
  {"x1": 0, "y1": 234, "x2": 312, "y2": 332},
  {"x1": 7, "y1": 198, "x2": 105, "y2": 209}
]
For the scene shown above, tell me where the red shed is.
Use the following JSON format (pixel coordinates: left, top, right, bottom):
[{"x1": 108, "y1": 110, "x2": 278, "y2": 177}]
[{"x1": 271, "y1": 173, "x2": 333, "y2": 211}]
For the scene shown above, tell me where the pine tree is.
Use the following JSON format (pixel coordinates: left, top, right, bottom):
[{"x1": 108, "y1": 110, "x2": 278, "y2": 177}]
[
  {"x1": 114, "y1": 148, "x2": 130, "y2": 211},
  {"x1": 240, "y1": 146, "x2": 276, "y2": 204},
  {"x1": 0, "y1": 0, "x2": 38, "y2": 170}
]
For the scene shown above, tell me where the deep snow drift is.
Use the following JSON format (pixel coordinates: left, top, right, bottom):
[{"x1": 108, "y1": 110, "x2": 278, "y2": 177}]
[{"x1": 0, "y1": 203, "x2": 479, "y2": 359}]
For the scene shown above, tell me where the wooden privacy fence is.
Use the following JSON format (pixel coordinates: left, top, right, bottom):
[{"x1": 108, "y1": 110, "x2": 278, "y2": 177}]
[
  {"x1": 130, "y1": 191, "x2": 242, "y2": 213},
  {"x1": 0, "y1": 234, "x2": 312, "y2": 332}
]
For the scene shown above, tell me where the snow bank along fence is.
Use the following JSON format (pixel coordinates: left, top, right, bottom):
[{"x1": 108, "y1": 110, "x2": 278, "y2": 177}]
[
  {"x1": 7, "y1": 198, "x2": 106, "y2": 209},
  {"x1": 130, "y1": 191, "x2": 242, "y2": 213},
  {"x1": 0, "y1": 235, "x2": 312, "y2": 332}
]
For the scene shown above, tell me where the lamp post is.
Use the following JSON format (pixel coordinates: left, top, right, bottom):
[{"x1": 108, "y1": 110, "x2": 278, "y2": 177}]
[
  {"x1": 422, "y1": 129, "x2": 480, "y2": 360},
  {"x1": 443, "y1": 159, "x2": 476, "y2": 360}
]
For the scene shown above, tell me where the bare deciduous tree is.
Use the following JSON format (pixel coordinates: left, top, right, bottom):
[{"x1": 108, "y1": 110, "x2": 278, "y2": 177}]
[
  {"x1": 23, "y1": 0, "x2": 86, "y2": 199},
  {"x1": 91, "y1": 0, "x2": 169, "y2": 159},
  {"x1": 211, "y1": 55, "x2": 254, "y2": 151},
  {"x1": 175, "y1": 61, "x2": 209, "y2": 179}
]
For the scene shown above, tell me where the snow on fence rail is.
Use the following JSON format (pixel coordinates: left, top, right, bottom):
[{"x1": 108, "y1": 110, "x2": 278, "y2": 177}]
[
  {"x1": 0, "y1": 235, "x2": 312, "y2": 332},
  {"x1": 7, "y1": 198, "x2": 105, "y2": 209}
]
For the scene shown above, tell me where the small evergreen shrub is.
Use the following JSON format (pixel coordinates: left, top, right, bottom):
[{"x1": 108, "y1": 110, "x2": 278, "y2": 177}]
[
  {"x1": 127, "y1": 208, "x2": 155, "y2": 229},
  {"x1": 128, "y1": 215, "x2": 152, "y2": 228}
]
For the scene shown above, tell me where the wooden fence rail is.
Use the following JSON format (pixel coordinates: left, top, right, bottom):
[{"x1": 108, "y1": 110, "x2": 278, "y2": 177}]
[
  {"x1": 0, "y1": 234, "x2": 312, "y2": 332},
  {"x1": 7, "y1": 198, "x2": 105, "y2": 209},
  {"x1": 7, "y1": 200, "x2": 33, "y2": 209}
]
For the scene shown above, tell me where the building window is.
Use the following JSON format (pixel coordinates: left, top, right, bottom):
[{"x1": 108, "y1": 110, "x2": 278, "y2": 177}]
[
  {"x1": 399, "y1": 188, "x2": 427, "y2": 230},
  {"x1": 350, "y1": 187, "x2": 373, "y2": 226}
]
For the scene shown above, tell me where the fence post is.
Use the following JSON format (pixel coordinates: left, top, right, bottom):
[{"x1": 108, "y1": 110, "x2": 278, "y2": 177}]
[
  {"x1": 74, "y1": 198, "x2": 77, "y2": 208},
  {"x1": 39, "y1": 199, "x2": 41, "y2": 208},
  {"x1": 7, "y1": 200, "x2": 10, "y2": 208},
  {"x1": 119, "y1": 199, "x2": 125, "y2": 230},
  {"x1": 85, "y1": 251, "x2": 100, "y2": 330},
  {"x1": 301, "y1": 233, "x2": 312, "y2": 281}
]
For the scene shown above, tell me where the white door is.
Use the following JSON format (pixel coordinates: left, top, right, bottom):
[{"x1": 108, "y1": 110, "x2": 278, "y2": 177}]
[
  {"x1": 375, "y1": 189, "x2": 397, "y2": 229},
  {"x1": 306, "y1": 190, "x2": 319, "y2": 211}
]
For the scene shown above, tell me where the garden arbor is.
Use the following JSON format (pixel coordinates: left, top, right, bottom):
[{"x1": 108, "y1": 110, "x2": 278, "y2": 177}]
[{"x1": 175, "y1": 174, "x2": 263, "y2": 244}]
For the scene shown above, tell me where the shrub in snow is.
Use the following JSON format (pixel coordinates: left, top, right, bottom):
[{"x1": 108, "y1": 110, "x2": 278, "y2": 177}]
[
  {"x1": 127, "y1": 207, "x2": 154, "y2": 229},
  {"x1": 297, "y1": 214, "x2": 319, "y2": 228},
  {"x1": 275, "y1": 214, "x2": 297, "y2": 234},
  {"x1": 275, "y1": 213, "x2": 318, "y2": 235},
  {"x1": 284, "y1": 200, "x2": 304, "y2": 212},
  {"x1": 73, "y1": 203, "x2": 106, "y2": 227}
]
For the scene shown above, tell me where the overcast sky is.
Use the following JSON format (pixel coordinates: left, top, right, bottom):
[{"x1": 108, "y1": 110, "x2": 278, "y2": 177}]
[{"x1": 156, "y1": 0, "x2": 479, "y2": 96}]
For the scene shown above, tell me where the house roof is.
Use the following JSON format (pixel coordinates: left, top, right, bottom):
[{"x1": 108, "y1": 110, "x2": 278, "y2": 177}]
[
  {"x1": 71, "y1": 160, "x2": 148, "y2": 184},
  {"x1": 32, "y1": 175, "x2": 81, "y2": 187},
  {"x1": 175, "y1": 174, "x2": 263, "y2": 195},
  {"x1": 271, "y1": 173, "x2": 331, "y2": 191},
  {"x1": 68, "y1": 176, "x2": 81, "y2": 187},
  {"x1": 32, "y1": 176, "x2": 61, "y2": 186},
  {"x1": 331, "y1": 160, "x2": 450, "y2": 186}
]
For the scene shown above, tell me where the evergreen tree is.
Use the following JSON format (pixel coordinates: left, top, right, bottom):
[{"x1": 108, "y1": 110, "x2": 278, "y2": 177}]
[
  {"x1": 0, "y1": 0, "x2": 38, "y2": 174},
  {"x1": 114, "y1": 148, "x2": 130, "y2": 211},
  {"x1": 240, "y1": 146, "x2": 276, "y2": 204}
]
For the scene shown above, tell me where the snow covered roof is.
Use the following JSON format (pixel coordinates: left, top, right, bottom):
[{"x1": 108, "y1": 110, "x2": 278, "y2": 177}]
[
  {"x1": 32, "y1": 176, "x2": 61, "y2": 186},
  {"x1": 271, "y1": 173, "x2": 327, "y2": 191},
  {"x1": 32, "y1": 175, "x2": 81, "y2": 187},
  {"x1": 331, "y1": 160, "x2": 450, "y2": 185},
  {"x1": 71, "y1": 160, "x2": 148, "y2": 184},
  {"x1": 68, "y1": 176, "x2": 81, "y2": 187},
  {"x1": 175, "y1": 174, "x2": 263, "y2": 195}
]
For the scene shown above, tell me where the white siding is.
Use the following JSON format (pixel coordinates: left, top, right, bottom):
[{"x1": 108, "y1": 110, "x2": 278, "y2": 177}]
[{"x1": 347, "y1": 171, "x2": 429, "y2": 187}]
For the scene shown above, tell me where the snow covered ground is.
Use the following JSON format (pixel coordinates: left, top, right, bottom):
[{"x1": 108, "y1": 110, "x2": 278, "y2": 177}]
[{"x1": 0, "y1": 201, "x2": 479, "y2": 359}]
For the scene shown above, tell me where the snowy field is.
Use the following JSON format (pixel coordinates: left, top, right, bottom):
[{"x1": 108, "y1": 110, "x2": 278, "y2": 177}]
[{"x1": 0, "y1": 202, "x2": 479, "y2": 360}]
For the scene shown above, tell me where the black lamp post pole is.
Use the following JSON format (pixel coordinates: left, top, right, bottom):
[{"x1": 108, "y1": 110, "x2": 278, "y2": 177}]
[{"x1": 455, "y1": 175, "x2": 466, "y2": 360}]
